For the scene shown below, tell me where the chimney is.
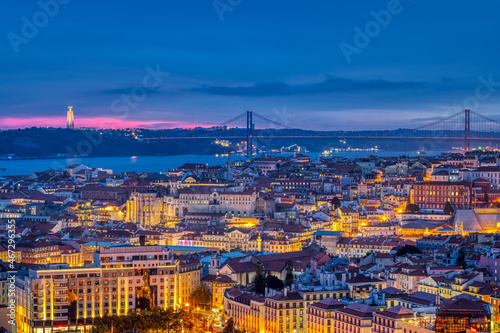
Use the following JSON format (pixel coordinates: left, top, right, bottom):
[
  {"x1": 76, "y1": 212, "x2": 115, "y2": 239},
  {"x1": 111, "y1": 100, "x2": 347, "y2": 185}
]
[
  {"x1": 284, "y1": 287, "x2": 288, "y2": 297},
  {"x1": 342, "y1": 273, "x2": 347, "y2": 285},
  {"x1": 327, "y1": 272, "x2": 333, "y2": 287}
]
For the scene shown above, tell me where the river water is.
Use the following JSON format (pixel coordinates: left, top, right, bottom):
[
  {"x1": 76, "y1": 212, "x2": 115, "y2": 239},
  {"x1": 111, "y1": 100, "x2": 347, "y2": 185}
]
[{"x1": 0, "y1": 150, "x2": 442, "y2": 175}]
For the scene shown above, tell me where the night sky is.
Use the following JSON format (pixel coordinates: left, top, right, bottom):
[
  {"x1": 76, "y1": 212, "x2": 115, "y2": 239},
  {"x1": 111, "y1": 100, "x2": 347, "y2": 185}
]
[{"x1": 1, "y1": 0, "x2": 500, "y2": 130}]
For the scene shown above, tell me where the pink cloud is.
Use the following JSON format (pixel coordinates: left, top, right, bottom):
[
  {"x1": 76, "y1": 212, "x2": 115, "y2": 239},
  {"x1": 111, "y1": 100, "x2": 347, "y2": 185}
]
[{"x1": 0, "y1": 116, "x2": 210, "y2": 129}]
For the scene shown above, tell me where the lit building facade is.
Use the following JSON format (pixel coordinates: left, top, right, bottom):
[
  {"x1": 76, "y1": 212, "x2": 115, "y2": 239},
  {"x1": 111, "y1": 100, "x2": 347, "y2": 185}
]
[
  {"x1": 435, "y1": 298, "x2": 492, "y2": 333},
  {"x1": 307, "y1": 298, "x2": 345, "y2": 333},
  {"x1": 332, "y1": 303, "x2": 375, "y2": 333},
  {"x1": 126, "y1": 192, "x2": 178, "y2": 226},
  {"x1": 224, "y1": 287, "x2": 350, "y2": 333},
  {"x1": 15, "y1": 246, "x2": 200, "y2": 333},
  {"x1": 412, "y1": 181, "x2": 470, "y2": 209}
]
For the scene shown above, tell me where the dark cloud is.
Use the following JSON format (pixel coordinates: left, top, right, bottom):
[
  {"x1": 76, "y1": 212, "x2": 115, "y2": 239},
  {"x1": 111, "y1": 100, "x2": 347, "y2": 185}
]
[
  {"x1": 191, "y1": 77, "x2": 428, "y2": 96},
  {"x1": 410, "y1": 116, "x2": 446, "y2": 122},
  {"x1": 101, "y1": 86, "x2": 161, "y2": 95}
]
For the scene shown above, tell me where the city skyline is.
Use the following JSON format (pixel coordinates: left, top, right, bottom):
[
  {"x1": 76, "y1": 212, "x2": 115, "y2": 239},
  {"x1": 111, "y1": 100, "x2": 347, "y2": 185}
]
[
  {"x1": 4, "y1": 3, "x2": 500, "y2": 333},
  {"x1": 2, "y1": 1, "x2": 500, "y2": 130}
]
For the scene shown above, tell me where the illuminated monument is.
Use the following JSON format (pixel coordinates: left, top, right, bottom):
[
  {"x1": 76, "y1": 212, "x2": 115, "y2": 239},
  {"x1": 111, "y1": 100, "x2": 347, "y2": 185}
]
[{"x1": 66, "y1": 105, "x2": 74, "y2": 129}]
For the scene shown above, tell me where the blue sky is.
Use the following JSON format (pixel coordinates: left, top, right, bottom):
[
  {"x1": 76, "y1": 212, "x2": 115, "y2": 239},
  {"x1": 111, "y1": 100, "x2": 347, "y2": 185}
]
[{"x1": 1, "y1": 0, "x2": 500, "y2": 130}]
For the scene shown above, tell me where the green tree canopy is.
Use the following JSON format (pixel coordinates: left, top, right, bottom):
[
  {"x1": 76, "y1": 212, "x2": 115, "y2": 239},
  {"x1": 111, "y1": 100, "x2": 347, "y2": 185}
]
[
  {"x1": 93, "y1": 308, "x2": 184, "y2": 333},
  {"x1": 330, "y1": 196, "x2": 341, "y2": 210},
  {"x1": 266, "y1": 274, "x2": 284, "y2": 290},
  {"x1": 405, "y1": 203, "x2": 419, "y2": 213},
  {"x1": 396, "y1": 245, "x2": 422, "y2": 257},
  {"x1": 444, "y1": 201, "x2": 454, "y2": 215},
  {"x1": 191, "y1": 285, "x2": 211, "y2": 307}
]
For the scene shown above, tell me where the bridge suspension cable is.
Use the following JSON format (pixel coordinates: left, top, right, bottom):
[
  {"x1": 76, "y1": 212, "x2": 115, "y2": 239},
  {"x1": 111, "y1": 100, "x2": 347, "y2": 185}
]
[
  {"x1": 218, "y1": 112, "x2": 247, "y2": 126},
  {"x1": 252, "y1": 112, "x2": 295, "y2": 129},
  {"x1": 412, "y1": 110, "x2": 464, "y2": 131}
]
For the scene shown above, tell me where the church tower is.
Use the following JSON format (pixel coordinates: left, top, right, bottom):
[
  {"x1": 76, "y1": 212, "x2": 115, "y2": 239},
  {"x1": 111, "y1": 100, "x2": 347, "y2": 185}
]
[{"x1": 66, "y1": 105, "x2": 74, "y2": 129}]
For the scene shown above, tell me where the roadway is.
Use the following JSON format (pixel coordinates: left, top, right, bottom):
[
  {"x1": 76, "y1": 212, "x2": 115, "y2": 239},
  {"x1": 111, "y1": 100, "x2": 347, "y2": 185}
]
[{"x1": 141, "y1": 136, "x2": 500, "y2": 142}]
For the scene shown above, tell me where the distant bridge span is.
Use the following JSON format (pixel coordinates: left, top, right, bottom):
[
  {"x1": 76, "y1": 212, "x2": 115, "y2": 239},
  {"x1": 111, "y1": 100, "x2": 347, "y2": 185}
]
[
  {"x1": 142, "y1": 109, "x2": 500, "y2": 152},
  {"x1": 142, "y1": 135, "x2": 500, "y2": 142}
]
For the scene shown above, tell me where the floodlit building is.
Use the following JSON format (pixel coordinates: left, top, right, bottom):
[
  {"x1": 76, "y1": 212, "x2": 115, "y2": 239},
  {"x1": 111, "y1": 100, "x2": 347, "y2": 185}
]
[
  {"x1": 435, "y1": 298, "x2": 492, "y2": 333},
  {"x1": 15, "y1": 246, "x2": 200, "y2": 333}
]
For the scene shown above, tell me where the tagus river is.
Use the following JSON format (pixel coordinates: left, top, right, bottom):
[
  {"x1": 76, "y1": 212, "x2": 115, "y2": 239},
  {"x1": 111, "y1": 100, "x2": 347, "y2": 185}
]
[{"x1": 0, "y1": 151, "x2": 442, "y2": 175}]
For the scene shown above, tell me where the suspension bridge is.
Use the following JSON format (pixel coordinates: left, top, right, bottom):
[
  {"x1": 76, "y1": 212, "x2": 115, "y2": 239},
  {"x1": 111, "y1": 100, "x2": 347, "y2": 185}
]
[{"x1": 143, "y1": 109, "x2": 500, "y2": 154}]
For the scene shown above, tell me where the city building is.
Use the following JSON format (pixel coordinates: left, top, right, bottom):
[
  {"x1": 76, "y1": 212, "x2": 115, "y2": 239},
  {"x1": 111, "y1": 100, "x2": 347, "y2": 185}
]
[
  {"x1": 435, "y1": 298, "x2": 492, "y2": 333},
  {"x1": 15, "y1": 246, "x2": 199, "y2": 333}
]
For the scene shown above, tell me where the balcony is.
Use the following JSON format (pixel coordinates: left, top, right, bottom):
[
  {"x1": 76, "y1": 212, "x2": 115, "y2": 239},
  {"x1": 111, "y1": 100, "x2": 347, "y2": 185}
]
[
  {"x1": 54, "y1": 279, "x2": 68, "y2": 284},
  {"x1": 54, "y1": 309, "x2": 68, "y2": 314}
]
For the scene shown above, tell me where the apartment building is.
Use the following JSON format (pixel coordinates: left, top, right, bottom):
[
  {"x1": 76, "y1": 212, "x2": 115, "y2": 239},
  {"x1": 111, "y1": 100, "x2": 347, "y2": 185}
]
[
  {"x1": 17, "y1": 241, "x2": 61, "y2": 265},
  {"x1": 412, "y1": 181, "x2": 470, "y2": 209},
  {"x1": 461, "y1": 166, "x2": 500, "y2": 189},
  {"x1": 307, "y1": 298, "x2": 345, "y2": 333},
  {"x1": 181, "y1": 228, "x2": 300, "y2": 253},
  {"x1": 337, "y1": 207, "x2": 359, "y2": 235},
  {"x1": 331, "y1": 303, "x2": 375, "y2": 333},
  {"x1": 336, "y1": 236, "x2": 408, "y2": 259},
  {"x1": 223, "y1": 287, "x2": 265, "y2": 332},
  {"x1": 372, "y1": 306, "x2": 421, "y2": 333},
  {"x1": 224, "y1": 286, "x2": 350, "y2": 333},
  {"x1": 15, "y1": 246, "x2": 200, "y2": 333}
]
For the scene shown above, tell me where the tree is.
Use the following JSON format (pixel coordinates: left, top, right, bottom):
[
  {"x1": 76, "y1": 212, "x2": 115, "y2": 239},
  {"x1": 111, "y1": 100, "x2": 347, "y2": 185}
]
[
  {"x1": 253, "y1": 260, "x2": 265, "y2": 294},
  {"x1": 444, "y1": 201, "x2": 454, "y2": 215},
  {"x1": 284, "y1": 259, "x2": 294, "y2": 287},
  {"x1": 395, "y1": 245, "x2": 422, "y2": 256},
  {"x1": 223, "y1": 317, "x2": 244, "y2": 333},
  {"x1": 457, "y1": 250, "x2": 467, "y2": 269},
  {"x1": 330, "y1": 196, "x2": 341, "y2": 210},
  {"x1": 405, "y1": 203, "x2": 419, "y2": 213},
  {"x1": 191, "y1": 285, "x2": 211, "y2": 308},
  {"x1": 484, "y1": 191, "x2": 489, "y2": 206},
  {"x1": 223, "y1": 317, "x2": 235, "y2": 333},
  {"x1": 179, "y1": 310, "x2": 209, "y2": 333},
  {"x1": 265, "y1": 274, "x2": 284, "y2": 290},
  {"x1": 230, "y1": 247, "x2": 243, "y2": 253},
  {"x1": 93, "y1": 308, "x2": 182, "y2": 333}
]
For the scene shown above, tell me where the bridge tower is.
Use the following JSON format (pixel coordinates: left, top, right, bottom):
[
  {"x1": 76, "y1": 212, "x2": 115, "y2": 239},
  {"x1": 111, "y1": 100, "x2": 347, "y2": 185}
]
[
  {"x1": 246, "y1": 110, "x2": 253, "y2": 156},
  {"x1": 464, "y1": 108, "x2": 470, "y2": 152}
]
